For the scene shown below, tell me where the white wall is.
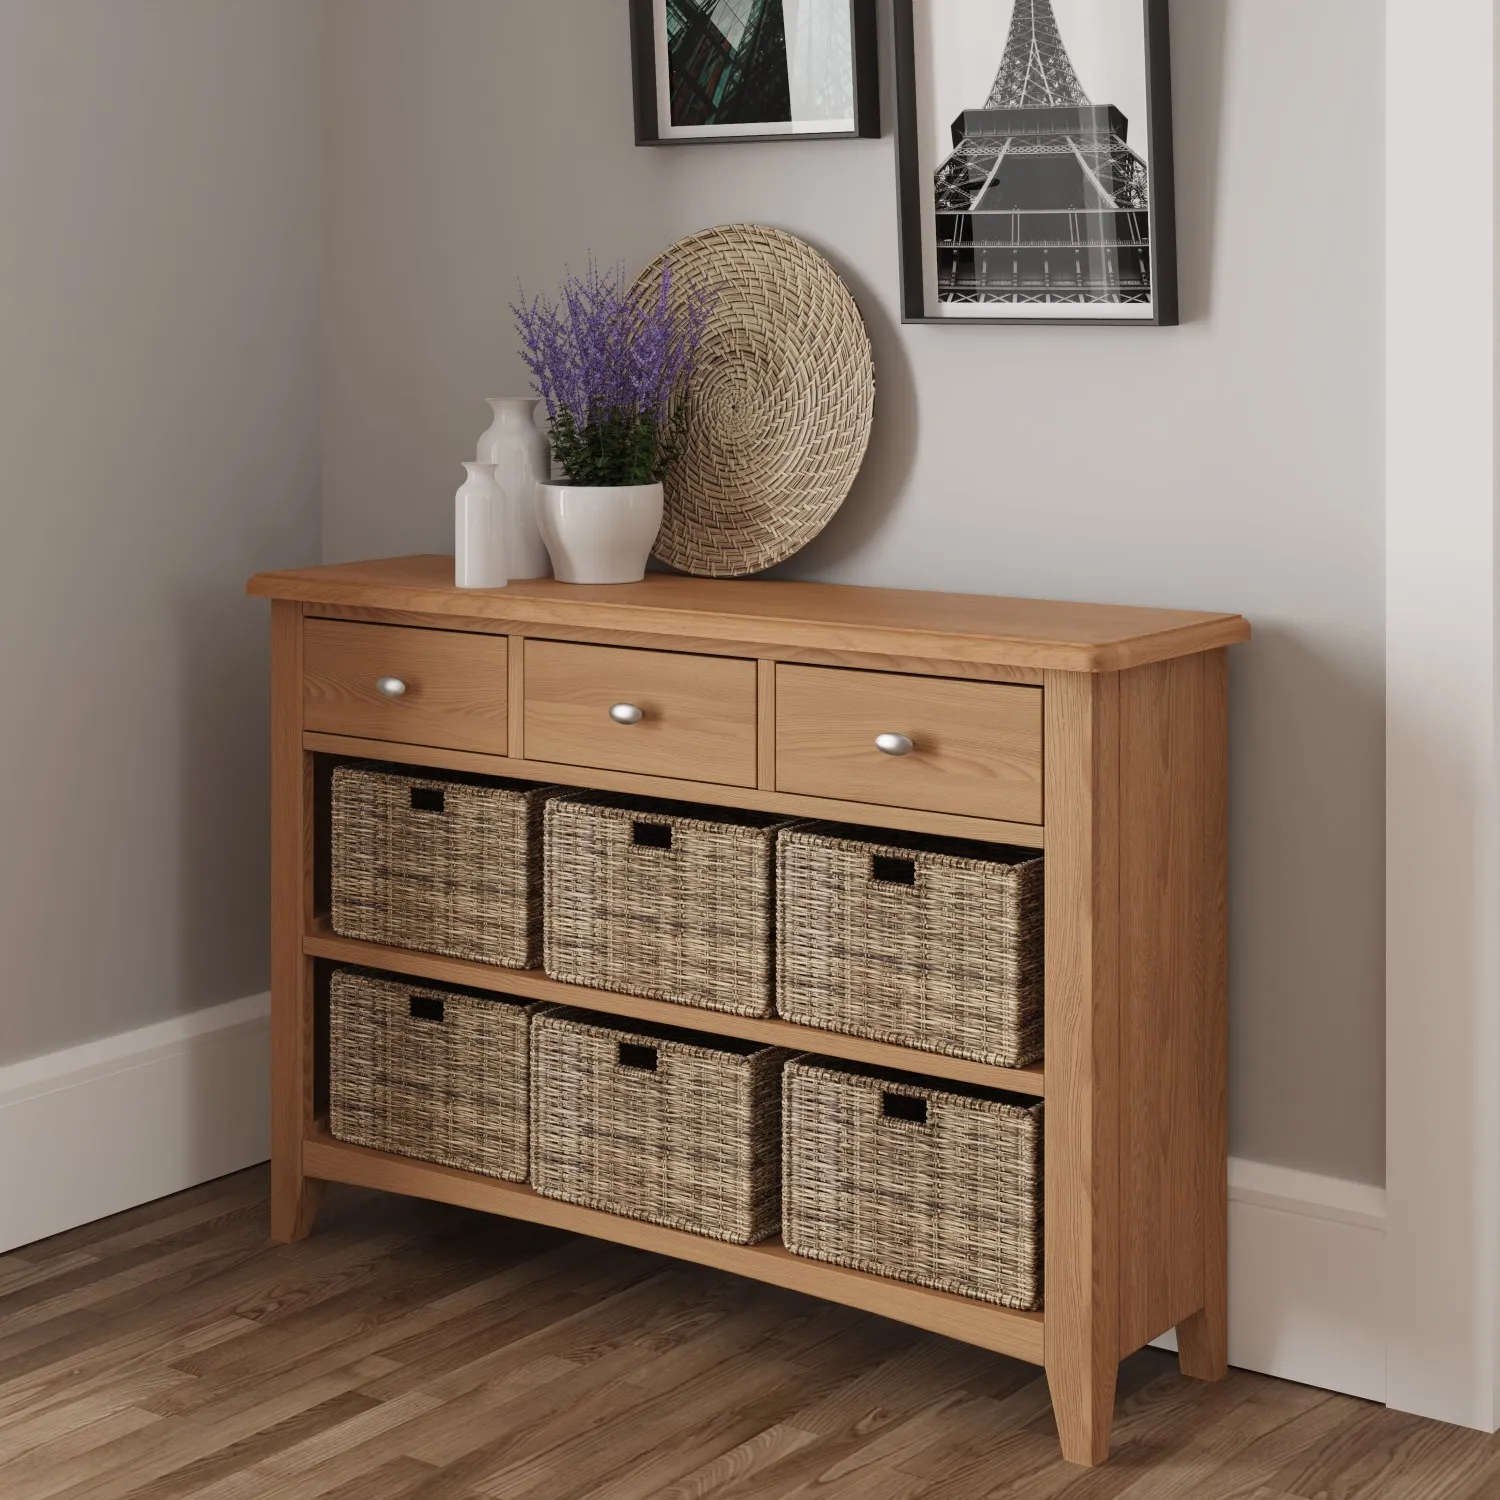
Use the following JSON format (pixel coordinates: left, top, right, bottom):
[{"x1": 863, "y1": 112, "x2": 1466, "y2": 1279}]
[
  {"x1": 0, "y1": 0, "x2": 323, "y2": 1065},
  {"x1": 323, "y1": 0, "x2": 1387, "y2": 1185}
]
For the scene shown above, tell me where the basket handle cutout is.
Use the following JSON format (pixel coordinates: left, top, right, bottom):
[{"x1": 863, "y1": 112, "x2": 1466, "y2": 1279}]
[
  {"x1": 410, "y1": 786, "x2": 446, "y2": 814},
  {"x1": 632, "y1": 821, "x2": 673, "y2": 851},
  {"x1": 882, "y1": 1091, "x2": 928, "y2": 1125},
  {"x1": 409, "y1": 995, "x2": 446, "y2": 1023},
  {"x1": 872, "y1": 855, "x2": 917, "y2": 887},
  {"x1": 619, "y1": 1042, "x2": 659, "y2": 1072}
]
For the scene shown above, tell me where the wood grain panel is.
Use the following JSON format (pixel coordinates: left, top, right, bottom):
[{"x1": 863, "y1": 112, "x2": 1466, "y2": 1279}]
[
  {"x1": 1042, "y1": 670, "x2": 1120, "y2": 1467},
  {"x1": 775, "y1": 665, "x2": 1043, "y2": 825},
  {"x1": 248, "y1": 554, "x2": 1253, "y2": 672},
  {"x1": 303, "y1": 618, "x2": 509, "y2": 754},
  {"x1": 303, "y1": 920, "x2": 1045, "y2": 1097},
  {"x1": 302, "y1": 732, "x2": 1047, "y2": 848},
  {"x1": 1176, "y1": 648, "x2": 1231, "y2": 1380},
  {"x1": 270, "y1": 601, "x2": 322, "y2": 1244},
  {"x1": 1117, "y1": 654, "x2": 1209, "y2": 1355},
  {"x1": 524, "y1": 639, "x2": 757, "y2": 788},
  {"x1": 302, "y1": 1130, "x2": 1047, "y2": 1365}
]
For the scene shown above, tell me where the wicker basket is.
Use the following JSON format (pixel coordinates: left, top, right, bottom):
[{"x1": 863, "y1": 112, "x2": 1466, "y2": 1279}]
[
  {"x1": 331, "y1": 762, "x2": 554, "y2": 968},
  {"x1": 782, "y1": 1058, "x2": 1044, "y2": 1309},
  {"x1": 777, "y1": 824, "x2": 1045, "y2": 1067},
  {"x1": 329, "y1": 967, "x2": 543, "y2": 1181},
  {"x1": 530, "y1": 1008, "x2": 791, "y2": 1244},
  {"x1": 544, "y1": 793, "x2": 798, "y2": 1017}
]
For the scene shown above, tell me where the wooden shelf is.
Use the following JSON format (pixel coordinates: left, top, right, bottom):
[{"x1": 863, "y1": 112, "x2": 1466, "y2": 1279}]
[
  {"x1": 302, "y1": 731, "x2": 1048, "y2": 850},
  {"x1": 303, "y1": 921, "x2": 1046, "y2": 1098},
  {"x1": 303, "y1": 1125, "x2": 1046, "y2": 1365}
]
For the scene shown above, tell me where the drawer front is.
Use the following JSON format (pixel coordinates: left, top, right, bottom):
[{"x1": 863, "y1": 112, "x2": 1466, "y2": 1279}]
[
  {"x1": 524, "y1": 640, "x2": 758, "y2": 787},
  {"x1": 304, "y1": 619, "x2": 509, "y2": 754},
  {"x1": 775, "y1": 665, "x2": 1043, "y2": 825}
]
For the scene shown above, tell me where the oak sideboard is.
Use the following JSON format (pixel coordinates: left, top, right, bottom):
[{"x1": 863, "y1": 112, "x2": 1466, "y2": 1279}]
[{"x1": 248, "y1": 554, "x2": 1250, "y2": 1467}]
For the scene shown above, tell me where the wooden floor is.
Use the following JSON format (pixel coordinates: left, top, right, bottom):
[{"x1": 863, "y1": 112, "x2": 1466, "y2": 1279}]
[{"x1": 2, "y1": 1171, "x2": 1497, "y2": 1500}]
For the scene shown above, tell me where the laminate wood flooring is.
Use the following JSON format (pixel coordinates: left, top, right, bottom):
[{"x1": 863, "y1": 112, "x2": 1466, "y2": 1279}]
[{"x1": 1, "y1": 1169, "x2": 1494, "y2": 1500}]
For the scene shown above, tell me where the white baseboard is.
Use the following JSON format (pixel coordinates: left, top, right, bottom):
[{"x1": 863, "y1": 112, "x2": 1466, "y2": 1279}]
[
  {"x1": 0, "y1": 993, "x2": 271, "y2": 1255},
  {"x1": 1153, "y1": 1157, "x2": 1388, "y2": 1403}
]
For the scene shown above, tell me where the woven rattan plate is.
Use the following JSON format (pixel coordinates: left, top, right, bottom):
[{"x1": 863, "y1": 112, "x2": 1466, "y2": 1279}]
[{"x1": 635, "y1": 224, "x2": 875, "y2": 578}]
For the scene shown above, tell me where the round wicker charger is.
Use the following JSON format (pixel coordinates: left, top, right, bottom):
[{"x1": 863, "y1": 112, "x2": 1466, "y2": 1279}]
[{"x1": 635, "y1": 224, "x2": 875, "y2": 578}]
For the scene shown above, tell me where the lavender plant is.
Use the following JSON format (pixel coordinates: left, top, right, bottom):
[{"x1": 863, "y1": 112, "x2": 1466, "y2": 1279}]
[{"x1": 512, "y1": 258, "x2": 714, "y2": 488}]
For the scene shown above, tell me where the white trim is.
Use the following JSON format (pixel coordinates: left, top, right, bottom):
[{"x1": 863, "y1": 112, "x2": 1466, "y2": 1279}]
[
  {"x1": 1384, "y1": 0, "x2": 1500, "y2": 1433},
  {"x1": 0, "y1": 994, "x2": 271, "y2": 1255},
  {"x1": 1153, "y1": 1158, "x2": 1387, "y2": 1404}
]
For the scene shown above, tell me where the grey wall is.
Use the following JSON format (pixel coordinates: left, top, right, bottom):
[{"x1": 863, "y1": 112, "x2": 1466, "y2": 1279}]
[
  {"x1": 322, "y1": 0, "x2": 1386, "y2": 1184},
  {"x1": 0, "y1": 0, "x2": 323, "y2": 1064}
]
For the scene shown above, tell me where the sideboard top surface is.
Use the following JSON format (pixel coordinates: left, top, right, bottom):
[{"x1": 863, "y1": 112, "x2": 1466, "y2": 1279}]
[{"x1": 248, "y1": 554, "x2": 1251, "y2": 672}]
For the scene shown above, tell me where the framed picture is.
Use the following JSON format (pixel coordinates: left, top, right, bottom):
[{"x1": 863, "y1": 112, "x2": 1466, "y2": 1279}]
[
  {"x1": 630, "y1": 0, "x2": 880, "y2": 146},
  {"x1": 893, "y1": 0, "x2": 1177, "y2": 325}
]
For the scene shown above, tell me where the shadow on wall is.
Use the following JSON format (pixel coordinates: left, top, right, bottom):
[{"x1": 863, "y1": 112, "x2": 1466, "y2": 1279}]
[
  {"x1": 1169, "y1": 0, "x2": 1229, "y2": 324},
  {"x1": 772, "y1": 248, "x2": 919, "y2": 578},
  {"x1": 177, "y1": 587, "x2": 273, "y2": 1016}
]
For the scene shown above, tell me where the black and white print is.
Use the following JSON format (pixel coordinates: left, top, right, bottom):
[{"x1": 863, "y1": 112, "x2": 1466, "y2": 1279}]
[
  {"x1": 631, "y1": 0, "x2": 879, "y2": 145},
  {"x1": 893, "y1": 0, "x2": 1177, "y2": 325}
]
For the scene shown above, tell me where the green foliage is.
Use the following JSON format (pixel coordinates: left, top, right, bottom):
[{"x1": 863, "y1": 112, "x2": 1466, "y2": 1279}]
[{"x1": 551, "y1": 406, "x2": 682, "y2": 487}]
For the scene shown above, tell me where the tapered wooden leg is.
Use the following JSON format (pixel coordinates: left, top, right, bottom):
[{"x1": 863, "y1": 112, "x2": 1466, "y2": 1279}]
[
  {"x1": 1043, "y1": 671, "x2": 1122, "y2": 1467},
  {"x1": 1046, "y1": 1351, "x2": 1119, "y2": 1468},
  {"x1": 270, "y1": 600, "x2": 322, "y2": 1245}
]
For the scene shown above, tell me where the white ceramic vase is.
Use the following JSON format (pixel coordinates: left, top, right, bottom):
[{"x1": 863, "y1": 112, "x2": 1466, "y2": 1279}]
[
  {"x1": 477, "y1": 397, "x2": 551, "y2": 580},
  {"x1": 454, "y1": 462, "x2": 510, "y2": 589},
  {"x1": 536, "y1": 482, "x2": 664, "y2": 585}
]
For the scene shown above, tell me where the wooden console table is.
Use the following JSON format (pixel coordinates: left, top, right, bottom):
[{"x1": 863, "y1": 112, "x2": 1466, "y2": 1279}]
[{"x1": 248, "y1": 554, "x2": 1249, "y2": 1467}]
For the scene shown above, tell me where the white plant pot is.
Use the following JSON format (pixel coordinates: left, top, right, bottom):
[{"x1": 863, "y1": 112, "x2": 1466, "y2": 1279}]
[
  {"x1": 476, "y1": 397, "x2": 551, "y2": 580},
  {"x1": 536, "y1": 482, "x2": 664, "y2": 585},
  {"x1": 454, "y1": 462, "x2": 510, "y2": 589}
]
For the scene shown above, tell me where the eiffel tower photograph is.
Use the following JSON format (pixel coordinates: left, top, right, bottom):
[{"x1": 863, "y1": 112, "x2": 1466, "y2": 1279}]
[{"x1": 892, "y1": 0, "x2": 1177, "y2": 324}]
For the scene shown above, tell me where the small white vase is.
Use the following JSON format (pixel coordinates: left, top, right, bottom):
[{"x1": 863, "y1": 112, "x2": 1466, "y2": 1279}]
[
  {"x1": 536, "y1": 482, "x2": 664, "y2": 585},
  {"x1": 454, "y1": 462, "x2": 510, "y2": 589},
  {"x1": 477, "y1": 397, "x2": 551, "y2": 580}
]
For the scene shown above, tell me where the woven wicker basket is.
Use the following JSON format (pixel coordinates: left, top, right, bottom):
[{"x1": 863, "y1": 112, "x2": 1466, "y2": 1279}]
[
  {"x1": 329, "y1": 967, "x2": 543, "y2": 1181},
  {"x1": 331, "y1": 763, "x2": 554, "y2": 968},
  {"x1": 777, "y1": 824, "x2": 1045, "y2": 1067},
  {"x1": 783, "y1": 1059, "x2": 1044, "y2": 1310},
  {"x1": 530, "y1": 1008, "x2": 791, "y2": 1244},
  {"x1": 544, "y1": 793, "x2": 799, "y2": 1017}
]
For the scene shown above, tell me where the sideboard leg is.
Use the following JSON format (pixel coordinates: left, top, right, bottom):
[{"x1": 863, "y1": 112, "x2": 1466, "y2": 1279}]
[
  {"x1": 1043, "y1": 671, "x2": 1122, "y2": 1468},
  {"x1": 271, "y1": 1169, "x2": 324, "y2": 1245},
  {"x1": 1046, "y1": 1350, "x2": 1118, "y2": 1467},
  {"x1": 270, "y1": 599, "x2": 322, "y2": 1245}
]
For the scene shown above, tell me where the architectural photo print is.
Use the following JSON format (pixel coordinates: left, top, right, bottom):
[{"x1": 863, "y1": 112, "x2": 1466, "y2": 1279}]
[{"x1": 895, "y1": 0, "x2": 1176, "y2": 323}]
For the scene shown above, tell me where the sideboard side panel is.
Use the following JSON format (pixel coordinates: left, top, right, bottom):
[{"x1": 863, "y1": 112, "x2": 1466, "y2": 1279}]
[{"x1": 1116, "y1": 650, "x2": 1228, "y2": 1365}]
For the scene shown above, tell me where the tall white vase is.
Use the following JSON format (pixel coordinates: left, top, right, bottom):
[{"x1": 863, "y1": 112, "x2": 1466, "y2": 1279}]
[
  {"x1": 477, "y1": 397, "x2": 551, "y2": 580},
  {"x1": 454, "y1": 462, "x2": 510, "y2": 589}
]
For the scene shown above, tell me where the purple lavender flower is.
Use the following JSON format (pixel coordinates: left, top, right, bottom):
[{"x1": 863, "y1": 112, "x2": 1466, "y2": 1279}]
[{"x1": 512, "y1": 258, "x2": 715, "y2": 487}]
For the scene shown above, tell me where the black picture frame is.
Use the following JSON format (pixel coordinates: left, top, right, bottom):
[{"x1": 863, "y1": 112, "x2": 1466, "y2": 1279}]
[
  {"x1": 630, "y1": 0, "x2": 881, "y2": 147},
  {"x1": 892, "y1": 0, "x2": 1178, "y2": 326}
]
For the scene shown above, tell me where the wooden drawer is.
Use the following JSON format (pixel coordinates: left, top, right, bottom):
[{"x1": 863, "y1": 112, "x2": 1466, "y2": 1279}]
[
  {"x1": 303, "y1": 619, "x2": 508, "y2": 754},
  {"x1": 524, "y1": 640, "x2": 758, "y2": 787},
  {"x1": 775, "y1": 665, "x2": 1043, "y2": 825}
]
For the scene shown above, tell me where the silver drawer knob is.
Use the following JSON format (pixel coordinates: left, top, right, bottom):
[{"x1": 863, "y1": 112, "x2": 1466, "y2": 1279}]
[
  {"x1": 610, "y1": 703, "x2": 645, "y2": 726},
  {"x1": 875, "y1": 733, "x2": 915, "y2": 757},
  {"x1": 375, "y1": 677, "x2": 408, "y2": 699}
]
